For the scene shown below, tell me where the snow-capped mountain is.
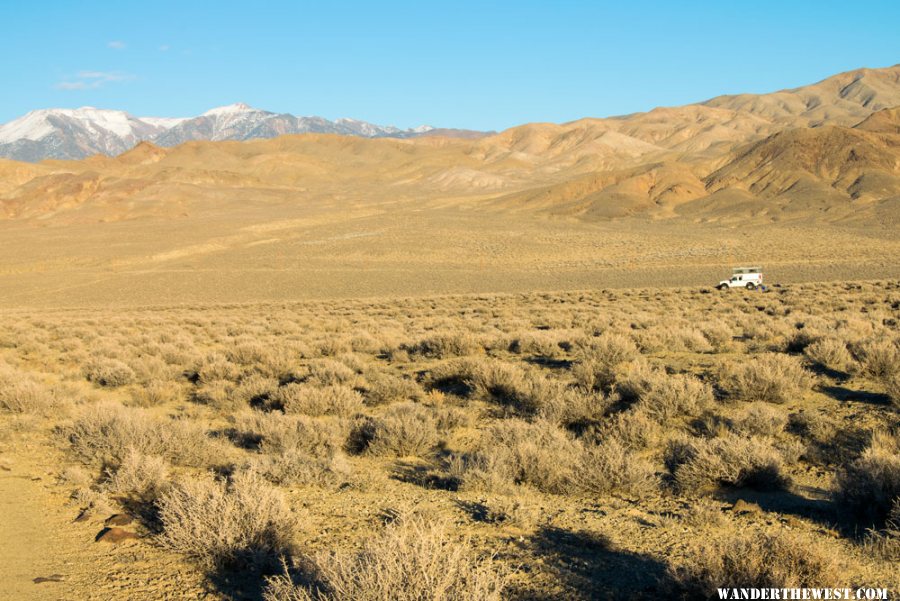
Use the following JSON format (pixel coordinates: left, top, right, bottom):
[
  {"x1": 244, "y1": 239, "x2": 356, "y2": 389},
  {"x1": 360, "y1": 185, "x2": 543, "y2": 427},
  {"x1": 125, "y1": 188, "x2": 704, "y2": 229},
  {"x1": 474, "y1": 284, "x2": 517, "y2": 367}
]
[
  {"x1": 0, "y1": 107, "x2": 166, "y2": 162},
  {"x1": 0, "y1": 104, "x2": 440, "y2": 162}
]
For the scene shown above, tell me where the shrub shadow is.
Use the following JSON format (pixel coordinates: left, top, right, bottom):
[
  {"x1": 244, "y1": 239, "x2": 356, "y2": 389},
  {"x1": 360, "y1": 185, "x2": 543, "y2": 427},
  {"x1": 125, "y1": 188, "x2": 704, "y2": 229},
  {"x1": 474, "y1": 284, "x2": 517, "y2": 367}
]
[
  {"x1": 510, "y1": 526, "x2": 677, "y2": 600},
  {"x1": 820, "y1": 385, "x2": 892, "y2": 406}
]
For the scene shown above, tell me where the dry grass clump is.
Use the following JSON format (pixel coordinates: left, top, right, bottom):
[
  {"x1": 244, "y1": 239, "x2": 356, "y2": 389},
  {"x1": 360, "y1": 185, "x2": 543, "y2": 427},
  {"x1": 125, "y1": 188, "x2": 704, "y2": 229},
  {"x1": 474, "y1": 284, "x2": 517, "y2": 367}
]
[
  {"x1": 264, "y1": 515, "x2": 506, "y2": 601},
  {"x1": 671, "y1": 530, "x2": 841, "y2": 595},
  {"x1": 572, "y1": 333, "x2": 639, "y2": 392},
  {"x1": 450, "y1": 419, "x2": 581, "y2": 494},
  {"x1": 83, "y1": 357, "x2": 136, "y2": 387},
  {"x1": 158, "y1": 470, "x2": 297, "y2": 570},
  {"x1": 834, "y1": 430, "x2": 900, "y2": 528},
  {"x1": 717, "y1": 353, "x2": 810, "y2": 404},
  {"x1": 666, "y1": 433, "x2": 790, "y2": 493},
  {"x1": 804, "y1": 338, "x2": 854, "y2": 373},
  {"x1": 351, "y1": 402, "x2": 438, "y2": 457},
  {"x1": 277, "y1": 383, "x2": 363, "y2": 417},
  {"x1": 67, "y1": 404, "x2": 220, "y2": 467}
]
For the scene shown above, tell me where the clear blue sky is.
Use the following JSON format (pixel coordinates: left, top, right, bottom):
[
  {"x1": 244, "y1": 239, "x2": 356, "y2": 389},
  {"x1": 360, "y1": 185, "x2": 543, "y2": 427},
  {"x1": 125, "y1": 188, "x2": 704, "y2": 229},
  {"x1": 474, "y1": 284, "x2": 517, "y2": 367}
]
[{"x1": 2, "y1": 0, "x2": 898, "y2": 130}]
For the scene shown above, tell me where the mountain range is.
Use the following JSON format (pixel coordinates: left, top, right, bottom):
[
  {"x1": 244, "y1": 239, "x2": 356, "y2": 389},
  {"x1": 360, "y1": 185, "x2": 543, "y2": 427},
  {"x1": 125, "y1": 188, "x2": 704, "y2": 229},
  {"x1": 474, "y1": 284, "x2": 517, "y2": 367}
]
[
  {"x1": 1, "y1": 64, "x2": 899, "y2": 228},
  {"x1": 0, "y1": 103, "x2": 490, "y2": 162}
]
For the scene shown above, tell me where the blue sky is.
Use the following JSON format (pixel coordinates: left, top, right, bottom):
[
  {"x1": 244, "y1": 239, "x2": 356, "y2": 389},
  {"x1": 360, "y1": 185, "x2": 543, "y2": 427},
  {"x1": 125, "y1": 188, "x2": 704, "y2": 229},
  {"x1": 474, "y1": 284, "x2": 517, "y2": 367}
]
[{"x1": 2, "y1": 1, "x2": 898, "y2": 130}]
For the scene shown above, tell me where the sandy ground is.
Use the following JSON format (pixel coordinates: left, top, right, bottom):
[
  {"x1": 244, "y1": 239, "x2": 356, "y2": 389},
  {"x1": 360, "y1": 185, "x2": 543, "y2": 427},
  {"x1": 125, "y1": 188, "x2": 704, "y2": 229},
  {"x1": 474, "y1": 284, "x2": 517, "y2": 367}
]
[
  {"x1": 1, "y1": 208, "x2": 898, "y2": 308},
  {"x1": 0, "y1": 430, "x2": 210, "y2": 600}
]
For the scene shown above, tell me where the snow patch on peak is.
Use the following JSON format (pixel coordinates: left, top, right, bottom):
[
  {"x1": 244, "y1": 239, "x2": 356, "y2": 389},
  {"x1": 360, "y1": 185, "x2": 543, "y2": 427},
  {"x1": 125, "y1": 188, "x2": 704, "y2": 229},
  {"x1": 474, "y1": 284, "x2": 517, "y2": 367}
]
[
  {"x1": 140, "y1": 116, "x2": 189, "y2": 130},
  {"x1": 202, "y1": 103, "x2": 260, "y2": 117}
]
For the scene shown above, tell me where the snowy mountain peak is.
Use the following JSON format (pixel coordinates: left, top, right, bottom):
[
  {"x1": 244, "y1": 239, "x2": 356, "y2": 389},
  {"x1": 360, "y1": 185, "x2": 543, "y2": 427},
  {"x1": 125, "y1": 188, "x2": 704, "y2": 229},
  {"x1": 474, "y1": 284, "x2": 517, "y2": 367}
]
[
  {"x1": 201, "y1": 103, "x2": 261, "y2": 117},
  {"x1": 0, "y1": 104, "x2": 478, "y2": 162}
]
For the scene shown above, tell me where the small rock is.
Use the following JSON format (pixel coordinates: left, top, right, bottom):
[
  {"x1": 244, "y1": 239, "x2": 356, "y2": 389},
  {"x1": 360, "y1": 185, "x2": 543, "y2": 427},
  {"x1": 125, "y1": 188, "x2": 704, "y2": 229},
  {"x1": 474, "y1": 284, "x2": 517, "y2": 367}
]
[
  {"x1": 95, "y1": 527, "x2": 138, "y2": 544},
  {"x1": 73, "y1": 508, "x2": 91, "y2": 522},
  {"x1": 104, "y1": 513, "x2": 134, "y2": 527},
  {"x1": 33, "y1": 575, "x2": 65, "y2": 584},
  {"x1": 730, "y1": 499, "x2": 763, "y2": 515}
]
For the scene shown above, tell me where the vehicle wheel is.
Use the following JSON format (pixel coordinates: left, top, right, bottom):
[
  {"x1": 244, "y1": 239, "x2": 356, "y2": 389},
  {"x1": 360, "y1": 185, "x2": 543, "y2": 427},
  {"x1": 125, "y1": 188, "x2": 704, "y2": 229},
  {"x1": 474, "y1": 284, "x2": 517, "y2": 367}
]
[
  {"x1": 746, "y1": 283, "x2": 756, "y2": 290},
  {"x1": 717, "y1": 285, "x2": 727, "y2": 291}
]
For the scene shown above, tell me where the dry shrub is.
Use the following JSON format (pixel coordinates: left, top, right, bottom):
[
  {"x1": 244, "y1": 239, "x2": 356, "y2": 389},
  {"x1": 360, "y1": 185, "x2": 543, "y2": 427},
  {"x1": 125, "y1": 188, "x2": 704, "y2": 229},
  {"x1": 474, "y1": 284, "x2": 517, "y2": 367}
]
[
  {"x1": 730, "y1": 403, "x2": 787, "y2": 437},
  {"x1": 599, "y1": 409, "x2": 663, "y2": 450},
  {"x1": 853, "y1": 338, "x2": 900, "y2": 380},
  {"x1": 226, "y1": 341, "x2": 271, "y2": 366},
  {"x1": 425, "y1": 358, "x2": 482, "y2": 396},
  {"x1": 264, "y1": 515, "x2": 506, "y2": 601},
  {"x1": 192, "y1": 379, "x2": 237, "y2": 410},
  {"x1": 278, "y1": 383, "x2": 363, "y2": 417},
  {"x1": 539, "y1": 387, "x2": 610, "y2": 429},
  {"x1": 469, "y1": 360, "x2": 551, "y2": 416},
  {"x1": 83, "y1": 357, "x2": 135, "y2": 387},
  {"x1": 0, "y1": 368, "x2": 62, "y2": 414},
  {"x1": 106, "y1": 448, "x2": 171, "y2": 503},
  {"x1": 129, "y1": 379, "x2": 183, "y2": 407},
  {"x1": 195, "y1": 353, "x2": 241, "y2": 383},
  {"x1": 834, "y1": 430, "x2": 900, "y2": 528},
  {"x1": 699, "y1": 321, "x2": 734, "y2": 352},
  {"x1": 247, "y1": 447, "x2": 352, "y2": 487},
  {"x1": 508, "y1": 331, "x2": 565, "y2": 358},
  {"x1": 362, "y1": 373, "x2": 422, "y2": 406},
  {"x1": 626, "y1": 368, "x2": 714, "y2": 422},
  {"x1": 804, "y1": 338, "x2": 853, "y2": 373},
  {"x1": 576, "y1": 438, "x2": 657, "y2": 495},
  {"x1": 158, "y1": 470, "x2": 297, "y2": 570},
  {"x1": 666, "y1": 433, "x2": 790, "y2": 493},
  {"x1": 718, "y1": 354, "x2": 809, "y2": 404},
  {"x1": 355, "y1": 402, "x2": 438, "y2": 457},
  {"x1": 232, "y1": 411, "x2": 345, "y2": 457},
  {"x1": 451, "y1": 419, "x2": 581, "y2": 494},
  {"x1": 885, "y1": 372, "x2": 900, "y2": 408},
  {"x1": 572, "y1": 333, "x2": 639, "y2": 392},
  {"x1": 672, "y1": 530, "x2": 841, "y2": 595},
  {"x1": 68, "y1": 404, "x2": 219, "y2": 467},
  {"x1": 305, "y1": 359, "x2": 360, "y2": 386},
  {"x1": 408, "y1": 332, "x2": 483, "y2": 358}
]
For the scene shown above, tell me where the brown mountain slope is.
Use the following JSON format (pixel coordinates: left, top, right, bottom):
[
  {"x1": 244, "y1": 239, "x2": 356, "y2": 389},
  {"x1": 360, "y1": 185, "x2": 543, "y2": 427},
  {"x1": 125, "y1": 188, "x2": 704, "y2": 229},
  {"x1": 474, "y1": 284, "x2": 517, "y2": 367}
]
[
  {"x1": 703, "y1": 64, "x2": 900, "y2": 127},
  {"x1": 705, "y1": 111, "x2": 900, "y2": 202}
]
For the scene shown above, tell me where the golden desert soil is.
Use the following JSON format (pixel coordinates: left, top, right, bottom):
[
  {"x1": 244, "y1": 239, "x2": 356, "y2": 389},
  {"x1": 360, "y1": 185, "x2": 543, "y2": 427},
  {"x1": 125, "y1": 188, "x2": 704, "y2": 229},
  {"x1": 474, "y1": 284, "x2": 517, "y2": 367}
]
[
  {"x1": 0, "y1": 282, "x2": 897, "y2": 600},
  {"x1": 1, "y1": 207, "x2": 898, "y2": 308}
]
